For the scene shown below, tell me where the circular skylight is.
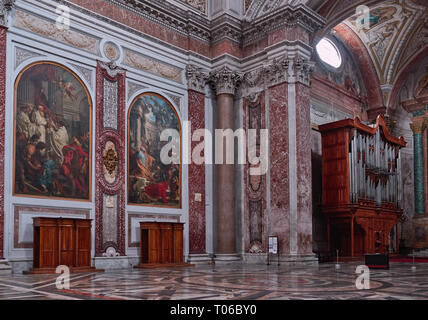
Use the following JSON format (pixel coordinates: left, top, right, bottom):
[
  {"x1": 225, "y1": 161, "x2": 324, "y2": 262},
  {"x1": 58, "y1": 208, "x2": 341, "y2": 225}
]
[{"x1": 316, "y1": 38, "x2": 342, "y2": 69}]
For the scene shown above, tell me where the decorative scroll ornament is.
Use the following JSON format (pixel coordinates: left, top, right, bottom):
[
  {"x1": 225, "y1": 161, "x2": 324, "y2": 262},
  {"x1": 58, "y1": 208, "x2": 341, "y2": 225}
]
[
  {"x1": 99, "y1": 60, "x2": 125, "y2": 78},
  {"x1": 210, "y1": 66, "x2": 242, "y2": 95},
  {"x1": 185, "y1": 64, "x2": 209, "y2": 93},
  {"x1": 0, "y1": 0, "x2": 15, "y2": 27},
  {"x1": 102, "y1": 246, "x2": 120, "y2": 257}
]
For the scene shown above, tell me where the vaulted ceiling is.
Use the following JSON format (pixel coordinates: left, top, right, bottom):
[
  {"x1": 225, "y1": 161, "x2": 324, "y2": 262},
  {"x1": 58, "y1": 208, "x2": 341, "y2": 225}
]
[{"x1": 246, "y1": 0, "x2": 427, "y2": 114}]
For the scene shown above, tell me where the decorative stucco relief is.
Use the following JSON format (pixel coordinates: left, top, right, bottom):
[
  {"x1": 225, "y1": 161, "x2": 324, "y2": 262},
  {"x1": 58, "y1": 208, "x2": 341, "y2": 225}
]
[
  {"x1": 15, "y1": 47, "x2": 42, "y2": 69},
  {"x1": 14, "y1": 10, "x2": 99, "y2": 54},
  {"x1": 123, "y1": 49, "x2": 183, "y2": 83}
]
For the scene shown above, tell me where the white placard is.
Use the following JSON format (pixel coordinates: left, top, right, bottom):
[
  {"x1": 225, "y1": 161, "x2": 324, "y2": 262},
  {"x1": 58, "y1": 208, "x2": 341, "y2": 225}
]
[{"x1": 269, "y1": 236, "x2": 278, "y2": 254}]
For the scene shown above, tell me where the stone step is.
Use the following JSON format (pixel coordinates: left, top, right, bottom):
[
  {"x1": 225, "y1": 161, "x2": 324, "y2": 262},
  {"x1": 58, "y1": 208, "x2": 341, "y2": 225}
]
[
  {"x1": 0, "y1": 260, "x2": 12, "y2": 276},
  {"x1": 413, "y1": 250, "x2": 428, "y2": 257}
]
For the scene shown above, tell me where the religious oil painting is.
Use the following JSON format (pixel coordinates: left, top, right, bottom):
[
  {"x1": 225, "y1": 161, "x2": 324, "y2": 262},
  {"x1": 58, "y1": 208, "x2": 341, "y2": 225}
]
[
  {"x1": 14, "y1": 62, "x2": 91, "y2": 200},
  {"x1": 128, "y1": 93, "x2": 181, "y2": 208}
]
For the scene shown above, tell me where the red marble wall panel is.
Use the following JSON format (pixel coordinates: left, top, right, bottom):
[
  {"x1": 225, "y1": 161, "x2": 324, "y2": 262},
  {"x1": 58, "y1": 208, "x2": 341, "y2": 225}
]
[
  {"x1": 243, "y1": 38, "x2": 268, "y2": 58},
  {"x1": 268, "y1": 83, "x2": 290, "y2": 254},
  {"x1": 188, "y1": 90, "x2": 206, "y2": 254},
  {"x1": 95, "y1": 63, "x2": 126, "y2": 256},
  {"x1": 268, "y1": 26, "x2": 309, "y2": 46},
  {"x1": 0, "y1": 27, "x2": 6, "y2": 259},
  {"x1": 311, "y1": 75, "x2": 364, "y2": 118},
  {"x1": 243, "y1": 93, "x2": 267, "y2": 253},
  {"x1": 211, "y1": 40, "x2": 242, "y2": 59},
  {"x1": 296, "y1": 83, "x2": 313, "y2": 254}
]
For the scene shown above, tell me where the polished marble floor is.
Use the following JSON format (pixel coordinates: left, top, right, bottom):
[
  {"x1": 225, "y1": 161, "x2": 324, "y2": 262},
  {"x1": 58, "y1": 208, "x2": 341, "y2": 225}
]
[{"x1": 0, "y1": 262, "x2": 427, "y2": 300}]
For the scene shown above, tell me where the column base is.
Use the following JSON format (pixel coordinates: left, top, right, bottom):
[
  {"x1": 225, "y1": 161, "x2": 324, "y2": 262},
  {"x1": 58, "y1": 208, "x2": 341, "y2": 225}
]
[
  {"x1": 187, "y1": 254, "x2": 214, "y2": 265},
  {"x1": 93, "y1": 256, "x2": 136, "y2": 270},
  {"x1": 0, "y1": 260, "x2": 12, "y2": 276},
  {"x1": 276, "y1": 254, "x2": 318, "y2": 266},
  {"x1": 213, "y1": 254, "x2": 241, "y2": 264}
]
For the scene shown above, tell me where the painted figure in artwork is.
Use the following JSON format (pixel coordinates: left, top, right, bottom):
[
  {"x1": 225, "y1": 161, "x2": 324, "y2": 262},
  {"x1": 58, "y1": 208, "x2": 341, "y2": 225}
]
[
  {"x1": 128, "y1": 93, "x2": 180, "y2": 208},
  {"x1": 14, "y1": 62, "x2": 91, "y2": 200}
]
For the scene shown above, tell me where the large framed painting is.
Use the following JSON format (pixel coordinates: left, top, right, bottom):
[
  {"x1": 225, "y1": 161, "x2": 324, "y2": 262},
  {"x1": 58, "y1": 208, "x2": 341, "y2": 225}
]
[
  {"x1": 14, "y1": 62, "x2": 92, "y2": 200},
  {"x1": 128, "y1": 93, "x2": 181, "y2": 208}
]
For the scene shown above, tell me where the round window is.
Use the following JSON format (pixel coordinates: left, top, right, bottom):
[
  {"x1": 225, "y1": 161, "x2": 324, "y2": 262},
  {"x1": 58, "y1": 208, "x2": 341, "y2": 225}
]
[{"x1": 316, "y1": 38, "x2": 342, "y2": 69}]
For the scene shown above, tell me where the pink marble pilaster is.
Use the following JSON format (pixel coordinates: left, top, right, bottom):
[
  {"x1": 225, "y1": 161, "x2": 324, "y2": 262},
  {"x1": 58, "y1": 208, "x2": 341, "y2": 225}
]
[
  {"x1": 188, "y1": 90, "x2": 206, "y2": 254},
  {"x1": 95, "y1": 62, "x2": 126, "y2": 256},
  {"x1": 268, "y1": 83, "x2": 290, "y2": 254},
  {"x1": 296, "y1": 83, "x2": 313, "y2": 254},
  {"x1": 243, "y1": 94, "x2": 267, "y2": 253},
  {"x1": 0, "y1": 26, "x2": 6, "y2": 259}
]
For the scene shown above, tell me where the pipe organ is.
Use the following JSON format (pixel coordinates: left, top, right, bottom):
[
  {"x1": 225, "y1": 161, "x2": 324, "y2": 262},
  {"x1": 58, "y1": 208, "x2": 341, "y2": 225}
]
[{"x1": 319, "y1": 116, "x2": 406, "y2": 257}]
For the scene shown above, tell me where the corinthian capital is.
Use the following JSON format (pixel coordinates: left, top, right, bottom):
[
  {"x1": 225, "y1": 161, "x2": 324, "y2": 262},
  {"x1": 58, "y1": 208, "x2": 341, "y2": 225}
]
[
  {"x1": 265, "y1": 55, "x2": 290, "y2": 87},
  {"x1": 210, "y1": 66, "x2": 242, "y2": 96},
  {"x1": 410, "y1": 120, "x2": 425, "y2": 135},
  {"x1": 292, "y1": 56, "x2": 315, "y2": 87},
  {"x1": 186, "y1": 64, "x2": 209, "y2": 93},
  {"x1": 0, "y1": 0, "x2": 15, "y2": 27}
]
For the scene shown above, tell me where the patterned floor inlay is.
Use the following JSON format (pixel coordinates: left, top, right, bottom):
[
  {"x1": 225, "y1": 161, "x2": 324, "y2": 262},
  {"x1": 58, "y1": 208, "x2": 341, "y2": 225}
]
[{"x1": 0, "y1": 262, "x2": 427, "y2": 300}]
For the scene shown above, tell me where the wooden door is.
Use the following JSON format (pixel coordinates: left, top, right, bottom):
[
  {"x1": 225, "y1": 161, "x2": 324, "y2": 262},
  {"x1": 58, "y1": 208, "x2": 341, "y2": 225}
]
[
  {"x1": 76, "y1": 221, "x2": 92, "y2": 267},
  {"x1": 160, "y1": 224, "x2": 173, "y2": 263},
  {"x1": 173, "y1": 224, "x2": 184, "y2": 263},
  {"x1": 148, "y1": 228, "x2": 161, "y2": 264},
  {"x1": 39, "y1": 225, "x2": 58, "y2": 268},
  {"x1": 59, "y1": 220, "x2": 75, "y2": 267}
]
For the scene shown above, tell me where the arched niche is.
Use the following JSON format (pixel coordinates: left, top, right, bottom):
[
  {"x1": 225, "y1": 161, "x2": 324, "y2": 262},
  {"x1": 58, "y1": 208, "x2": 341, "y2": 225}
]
[
  {"x1": 127, "y1": 92, "x2": 181, "y2": 208},
  {"x1": 14, "y1": 61, "x2": 92, "y2": 200}
]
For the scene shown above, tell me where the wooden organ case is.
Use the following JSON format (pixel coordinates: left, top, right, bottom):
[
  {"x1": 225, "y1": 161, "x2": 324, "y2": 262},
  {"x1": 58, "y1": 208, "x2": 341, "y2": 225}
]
[{"x1": 319, "y1": 116, "x2": 406, "y2": 257}]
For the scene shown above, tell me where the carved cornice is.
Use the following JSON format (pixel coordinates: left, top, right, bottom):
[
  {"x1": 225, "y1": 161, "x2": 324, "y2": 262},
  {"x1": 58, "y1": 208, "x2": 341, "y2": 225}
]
[
  {"x1": 243, "y1": 4, "x2": 325, "y2": 46},
  {"x1": 112, "y1": 0, "x2": 211, "y2": 43},
  {"x1": 0, "y1": 0, "x2": 15, "y2": 27},
  {"x1": 186, "y1": 64, "x2": 209, "y2": 93},
  {"x1": 210, "y1": 14, "x2": 243, "y2": 45},
  {"x1": 210, "y1": 66, "x2": 242, "y2": 96}
]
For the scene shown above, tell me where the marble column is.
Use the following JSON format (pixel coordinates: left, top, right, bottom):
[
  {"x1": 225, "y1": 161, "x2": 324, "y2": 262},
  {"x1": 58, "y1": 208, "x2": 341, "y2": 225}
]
[
  {"x1": 185, "y1": 65, "x2": 212, "y2": 264},
  {"x1": 411, "y1": 120, "x2": 425, "y2": 215},
  {"x1": 210, "y1": 66, "x2": 241, "y2": 261}
]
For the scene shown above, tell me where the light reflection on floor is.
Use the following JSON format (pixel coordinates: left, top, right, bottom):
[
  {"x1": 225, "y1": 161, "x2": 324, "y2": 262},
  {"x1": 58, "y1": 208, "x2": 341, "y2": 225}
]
[{"x1": 0, "y1": 262, "x2": 427, "y2": 300}]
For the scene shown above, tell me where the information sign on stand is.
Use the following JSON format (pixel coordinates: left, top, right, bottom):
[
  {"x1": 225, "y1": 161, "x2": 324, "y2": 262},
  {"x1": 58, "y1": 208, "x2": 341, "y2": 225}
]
[{"x1": 267, "y1": 236, "x2": 280, "y2": 266}]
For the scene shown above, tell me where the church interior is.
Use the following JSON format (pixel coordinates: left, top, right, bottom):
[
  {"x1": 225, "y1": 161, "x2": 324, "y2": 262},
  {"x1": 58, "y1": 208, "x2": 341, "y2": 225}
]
[{"x1": 0, "y1": 0, "x2": 428, "y2": 301}]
